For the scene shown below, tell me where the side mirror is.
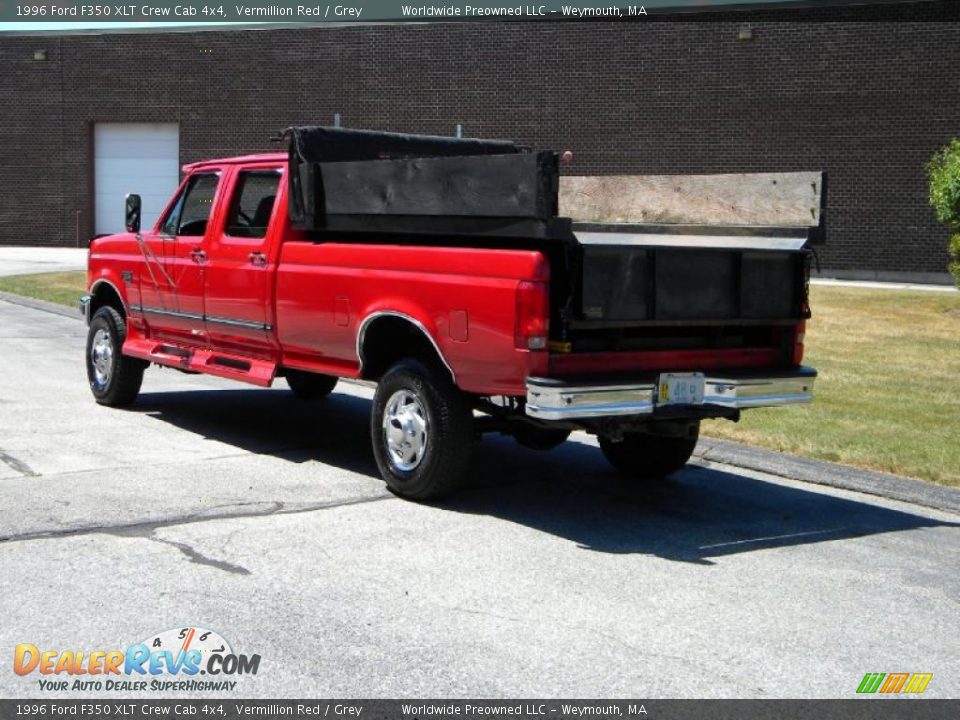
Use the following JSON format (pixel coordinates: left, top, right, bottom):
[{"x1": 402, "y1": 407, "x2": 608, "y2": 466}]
[{"x1": 125, "y1": 193, "x2": 142, "y2": 234}]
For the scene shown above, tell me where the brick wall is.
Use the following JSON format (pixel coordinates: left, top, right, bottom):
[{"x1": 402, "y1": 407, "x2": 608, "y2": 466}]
[{"x1": 1, "y1": 2, "x2": 958, "y2": 277}]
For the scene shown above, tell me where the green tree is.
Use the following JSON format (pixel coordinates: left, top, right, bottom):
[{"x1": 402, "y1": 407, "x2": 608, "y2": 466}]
[{"x1": 927, "y1": 138, "x2": 960, "y2": 286}]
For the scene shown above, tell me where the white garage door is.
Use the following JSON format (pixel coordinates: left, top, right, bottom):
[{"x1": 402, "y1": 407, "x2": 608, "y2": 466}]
[{"x1": 94, "y1": 123, "x2": 180, "y2": 235}]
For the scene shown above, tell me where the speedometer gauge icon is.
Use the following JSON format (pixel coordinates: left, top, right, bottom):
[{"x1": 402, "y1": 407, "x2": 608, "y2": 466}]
[{"x1": 138, "y1": 626, "x2": 233, "y2": 669}]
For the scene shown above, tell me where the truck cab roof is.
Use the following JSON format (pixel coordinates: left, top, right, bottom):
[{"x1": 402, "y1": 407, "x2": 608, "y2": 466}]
[{"x1": 183, "y1": 153, "x2": 286, "y2": 172}]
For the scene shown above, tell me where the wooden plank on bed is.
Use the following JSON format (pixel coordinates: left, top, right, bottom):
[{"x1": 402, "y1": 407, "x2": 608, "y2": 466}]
[{"x1": 560, "y1": 172, "x2": 824, "y2": 228}]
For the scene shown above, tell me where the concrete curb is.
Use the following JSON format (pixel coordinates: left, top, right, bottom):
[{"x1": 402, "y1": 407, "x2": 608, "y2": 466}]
[
  {"x1": 695, "y1": 438, "x2": 960, "y2": 516},
  {"x1": 3, "y1": 289, "x2": 957, "y2": 516},
  {"x1": 0, "y1": 291, "x2": 81, "y2": 320}
]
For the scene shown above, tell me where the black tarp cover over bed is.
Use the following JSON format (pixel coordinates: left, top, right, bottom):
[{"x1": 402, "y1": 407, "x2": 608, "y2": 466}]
[{"x1": 285, "y1": 126, "x2": 560, "y2": 234}]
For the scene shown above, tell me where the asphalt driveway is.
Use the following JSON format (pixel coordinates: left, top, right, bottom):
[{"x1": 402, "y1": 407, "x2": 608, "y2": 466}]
[{"x1": 0, "y1": 297, "x2": 957, "y2": 699}]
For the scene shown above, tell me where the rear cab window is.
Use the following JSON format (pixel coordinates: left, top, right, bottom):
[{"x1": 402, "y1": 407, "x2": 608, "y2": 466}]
[{"x1": 225, "y1": 170, "x2": 282, "y2": 239}]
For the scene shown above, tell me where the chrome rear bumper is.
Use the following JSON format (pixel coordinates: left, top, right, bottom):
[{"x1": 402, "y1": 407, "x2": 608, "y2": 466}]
[{"x1": 525, "y1": 367, "x2": 816, "y2": 421}]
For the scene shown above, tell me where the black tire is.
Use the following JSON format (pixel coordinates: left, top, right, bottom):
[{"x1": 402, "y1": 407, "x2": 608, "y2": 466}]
[
  {"x1": 285, "y1": 369, "x2": 338, "y2": 399},
  {"x1": 513, "y1": 425, "x2": 571, "y2": 451},
  {"x1": 371, "y1": 360, "x2": 474, "y2": 500},
  {"x1": 599, "y1": 423, "x2": 700, "y2": 480},
  {"x1": 85, "y1": 306, "x2": 146, "y2": 407}
]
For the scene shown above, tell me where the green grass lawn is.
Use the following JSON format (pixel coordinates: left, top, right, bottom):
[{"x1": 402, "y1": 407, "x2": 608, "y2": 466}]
[
  {"x1": 0, "y1": 271, "x2": 87, "y2": 308},
  {"x1": 2, "y1": 272, "x2": 958, "y2": 486},
  {"x1": 704, "y1": 286, "x2": 960, "y2": 487}
]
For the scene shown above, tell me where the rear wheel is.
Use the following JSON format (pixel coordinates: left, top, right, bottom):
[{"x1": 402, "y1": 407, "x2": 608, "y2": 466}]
[
  {"x1": 599, "y1": 422, "x2": 700, "y2": 480},
  {"x1": 371, "y1": 360, "x2": 473, "y2": 500},
  {"x1": 85, "y1": 306, "x2": 146, "y2": 407},
  {"x1": 285, "y1": 370, "x2": 337, "y2": 399}
]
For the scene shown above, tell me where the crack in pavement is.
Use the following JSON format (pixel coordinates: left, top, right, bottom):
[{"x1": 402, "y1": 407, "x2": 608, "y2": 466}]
[
  {"x1": 0, "y1": 448, "x2": 38, "y2": 477},
  {"x1": 156, "y1": 537, "x2": 251, "y2": 575},
  {"x1": 113, "y1": 529, "x2": 253, "y2": 576},
  {"x1": 0, "y1": 492, "x2": 394, "y2": 545}
]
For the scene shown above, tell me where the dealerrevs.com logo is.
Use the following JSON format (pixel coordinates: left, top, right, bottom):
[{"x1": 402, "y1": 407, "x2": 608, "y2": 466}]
[
  {"x1": 857, "y1": 672, "x2": 933, "y2": 695},
  {"x1": 13, "y1": 626, "x2": 260, "y2": 692}
]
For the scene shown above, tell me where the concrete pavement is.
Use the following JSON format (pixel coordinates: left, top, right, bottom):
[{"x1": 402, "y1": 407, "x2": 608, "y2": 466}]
[
  {"x1": 811, "y1": 277, "x2": 957, "y2": 293},
  {"x1": 0, "y1": 247, "x2": 87, "y2": 277},
  {"x1": 0, "y1": 297, "x2": 958, "y2": 699}
]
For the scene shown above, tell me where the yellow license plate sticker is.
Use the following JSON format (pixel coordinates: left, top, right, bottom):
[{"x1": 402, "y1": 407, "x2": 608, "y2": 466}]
[{"x1": 657, "y1": 373, "x2": 705, "y2": 406}]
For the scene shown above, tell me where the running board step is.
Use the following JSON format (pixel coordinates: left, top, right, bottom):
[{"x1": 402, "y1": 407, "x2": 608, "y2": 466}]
[{"x1": 122, "y1": 338, "x2": 276, "y2": 387}]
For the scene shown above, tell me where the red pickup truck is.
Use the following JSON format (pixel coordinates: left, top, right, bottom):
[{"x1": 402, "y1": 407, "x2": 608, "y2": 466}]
[{"x1": 81, "y1": 127, "x2": 819, "y2": 499}]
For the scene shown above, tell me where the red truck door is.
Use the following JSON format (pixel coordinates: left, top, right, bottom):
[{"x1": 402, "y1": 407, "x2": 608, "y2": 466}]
[
  {"x1": 202, "y1": 166, "x2": 281, "y2": 357},
  {"x1": 151, "y1": 170, "x2": 223, "y2": 345},
  {"x1": 133, "y1": 224, "x2": 173, "y2": 324}
]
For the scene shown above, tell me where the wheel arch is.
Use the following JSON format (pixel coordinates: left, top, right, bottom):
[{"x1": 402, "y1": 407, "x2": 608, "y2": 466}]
[
  {"x1": 89, "y1": 278, "x2": 128, "y2": 319},
  {"x1": 357, "y1": 311, "x2": 456, "y2": 383}
]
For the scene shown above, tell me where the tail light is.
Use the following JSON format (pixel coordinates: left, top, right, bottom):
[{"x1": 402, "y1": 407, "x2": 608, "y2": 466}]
[
  {"x1": 792, "y1": 320, "x2": 806, "y2": 365},
  {"x1": 515, "y1": 280, "x2": 549, "y2": 350}
]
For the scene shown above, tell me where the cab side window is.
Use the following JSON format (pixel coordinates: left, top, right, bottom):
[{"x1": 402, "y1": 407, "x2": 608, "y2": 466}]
[
  {"x1": 226, "y1": 170, "x2": 281, "y2": 239},
  {"x1": 161, "y1": 173, "x2": 219, "y2": 237}
]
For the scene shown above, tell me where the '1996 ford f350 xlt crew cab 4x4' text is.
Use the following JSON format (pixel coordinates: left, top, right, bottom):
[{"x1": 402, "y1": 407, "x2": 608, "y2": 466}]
[{"x1": 81, "y1": 127, "x2": 822, "y2": 499}]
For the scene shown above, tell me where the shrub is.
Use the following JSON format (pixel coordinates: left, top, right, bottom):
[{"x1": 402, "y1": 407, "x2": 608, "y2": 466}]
[
  {"x1": 950, "y1": 233, "x2": 960, "y2": 287},
  {"x1": 927, "y1": 139, "x2": 960, "y2": 287}
]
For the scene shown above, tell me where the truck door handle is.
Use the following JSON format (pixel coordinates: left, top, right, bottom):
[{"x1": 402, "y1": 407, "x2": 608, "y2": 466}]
[
  {"x1": 249, "y1": 252, "x2": 267, "y2": 267},
  {"x1": 189, "y1": 248, "x2": 206, "y2": 263}
]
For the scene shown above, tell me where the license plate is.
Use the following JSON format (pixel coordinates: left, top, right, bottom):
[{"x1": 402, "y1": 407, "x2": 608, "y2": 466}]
[{"x1": 657, "y1": 372, "x2": 705, "y2": 406}]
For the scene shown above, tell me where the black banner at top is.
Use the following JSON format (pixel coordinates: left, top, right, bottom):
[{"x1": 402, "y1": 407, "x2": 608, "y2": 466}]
[{"x1": 1, "y1": 0, "x2": 959, "y2": 25}]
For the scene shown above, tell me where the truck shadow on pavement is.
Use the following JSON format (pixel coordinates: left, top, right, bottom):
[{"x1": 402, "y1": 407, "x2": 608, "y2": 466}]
[
  {"x1": 449, "y1": 437, "x2": 958, "y2": 564},
  {"x1": 135, "y1": 386, "x2": 383, "y2": 476},
  {"x1": 134, "y1": 387, "x2": 958, "y2": 565}
]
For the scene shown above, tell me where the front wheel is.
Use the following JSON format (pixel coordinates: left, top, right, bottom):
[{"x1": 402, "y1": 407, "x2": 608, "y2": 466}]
[
  {"x1": 85, "y1": 306, "x2": 146, "y2": 407},
  {"x1": 599, "y1": 423, "x2": 700, "y2": 480},
  {"x1": 371, "y1": 360, "x2": 474, "y2": 500}
]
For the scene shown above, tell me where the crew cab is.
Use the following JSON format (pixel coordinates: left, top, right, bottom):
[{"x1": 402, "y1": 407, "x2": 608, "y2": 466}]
[{"x1": 81, "y1": 127, "x2": 820, "y2": 499}]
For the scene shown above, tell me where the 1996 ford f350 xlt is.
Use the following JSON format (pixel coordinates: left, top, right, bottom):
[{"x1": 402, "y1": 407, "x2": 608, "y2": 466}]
[{"x1": 81, "y1": 127, "x2": 822, "y2": 499}]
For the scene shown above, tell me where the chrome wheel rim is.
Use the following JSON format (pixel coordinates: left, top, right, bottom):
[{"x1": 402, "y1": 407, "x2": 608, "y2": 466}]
[
  {"x1": 90, "y1": 328, "x2": 114, "y2": 387},
  {"x1": 383, "y1": 389, "x2": 429, "y2": 472}
]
